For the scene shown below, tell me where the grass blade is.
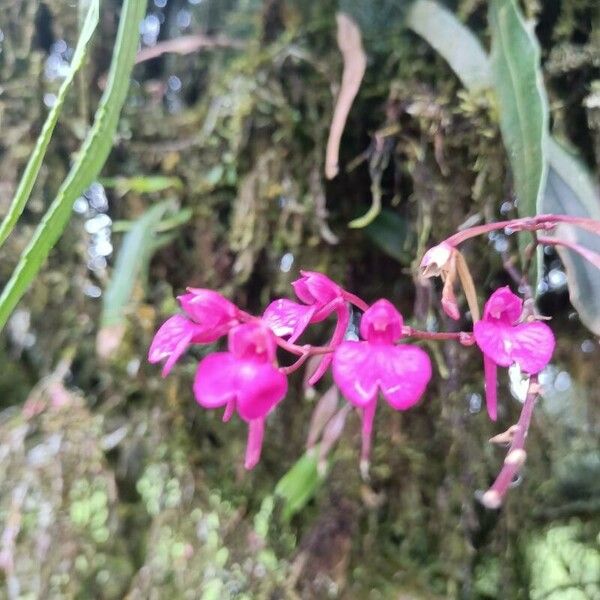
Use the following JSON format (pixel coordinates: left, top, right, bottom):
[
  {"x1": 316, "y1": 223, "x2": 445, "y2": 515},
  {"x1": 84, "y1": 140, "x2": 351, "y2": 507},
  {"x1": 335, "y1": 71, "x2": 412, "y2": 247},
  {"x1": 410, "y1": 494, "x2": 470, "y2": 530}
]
[
  {"x1": 100, "y1": 202, "x2": 173, "y2": 329},
  {"x1": 0, "y1": 0, "x2": 148, "y2": 331},
  {"x1": 0, "y1": 0, "x2": 100, "y2": 247},
  {"x1": 489, "y1": 0, "x2": 549, "y2": 217},
  {"x1": 406, "y1": 0, "x2": 491, "y2": 90},
  {"x1": 543, "y1": 139, "x2": 600, "y2": 335}
]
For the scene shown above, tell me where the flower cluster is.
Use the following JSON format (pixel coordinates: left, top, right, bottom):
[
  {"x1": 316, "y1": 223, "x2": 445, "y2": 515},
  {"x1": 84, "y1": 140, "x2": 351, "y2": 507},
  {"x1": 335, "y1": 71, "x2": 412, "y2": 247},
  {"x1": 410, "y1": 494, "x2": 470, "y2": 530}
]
[
  {"x1": 149, "y1": 263, "x2": 556, "y2": 481},
  {"x1": 148, "y1": 213, "x2": 600, "y2": 507}
]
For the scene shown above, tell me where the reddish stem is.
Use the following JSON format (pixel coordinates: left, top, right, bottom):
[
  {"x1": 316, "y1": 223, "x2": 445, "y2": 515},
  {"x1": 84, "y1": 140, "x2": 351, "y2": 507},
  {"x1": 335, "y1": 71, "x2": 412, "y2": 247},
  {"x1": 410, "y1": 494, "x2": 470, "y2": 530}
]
[
  {"x1": 275, "y1": 336, "x2": 333, "y2": 357},
  {"x1": 538, "y1": 235, "x2": 600, "y2": 270},
  {"x1": 343, "y1": 291, "x2": 370, "y2": 312},
  {"x1": 480, "y1": 375, "x2": 539, "y2": 509},
  {"x1": 281, "y1": 352, "x2": 312, "y2": 375},
  {"x1": 445, "y1": 214, "x2": 600, "y2": 248},
  {"x1": 276, "y1": 327, "x2": 476, "y2": 374},
  {"x1": 402, "y1": 326, "x2": 475, "y2": 345}
]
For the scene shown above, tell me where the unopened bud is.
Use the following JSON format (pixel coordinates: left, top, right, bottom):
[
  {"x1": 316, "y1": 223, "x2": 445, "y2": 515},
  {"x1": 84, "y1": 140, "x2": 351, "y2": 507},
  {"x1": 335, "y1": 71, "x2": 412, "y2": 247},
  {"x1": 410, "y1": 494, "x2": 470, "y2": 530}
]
[
  {"x1": 480, "y1": 490, "x2": 502, "y2": 509},
  {"x1": 504, "y1": 448, "x2": 527, "y2": 467},
  {"x1": 442, "y1": 296, "x2": 460, "y2": 321}
]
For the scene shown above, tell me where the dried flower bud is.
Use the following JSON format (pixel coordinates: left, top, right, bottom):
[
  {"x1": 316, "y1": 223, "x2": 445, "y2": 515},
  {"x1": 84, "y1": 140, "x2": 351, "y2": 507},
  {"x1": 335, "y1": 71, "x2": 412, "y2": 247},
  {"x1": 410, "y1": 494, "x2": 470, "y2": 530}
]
[{"x1": 420, "y1": 242, "x2": 454, "y2": 277}]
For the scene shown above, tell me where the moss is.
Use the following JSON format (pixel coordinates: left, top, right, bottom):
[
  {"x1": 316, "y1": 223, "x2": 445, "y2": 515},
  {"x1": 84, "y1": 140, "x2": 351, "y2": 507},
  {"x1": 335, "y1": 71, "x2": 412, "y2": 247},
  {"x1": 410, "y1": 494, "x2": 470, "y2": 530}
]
[{"x1": 527, "y1": 521, "x2": 600, "y2": 600}]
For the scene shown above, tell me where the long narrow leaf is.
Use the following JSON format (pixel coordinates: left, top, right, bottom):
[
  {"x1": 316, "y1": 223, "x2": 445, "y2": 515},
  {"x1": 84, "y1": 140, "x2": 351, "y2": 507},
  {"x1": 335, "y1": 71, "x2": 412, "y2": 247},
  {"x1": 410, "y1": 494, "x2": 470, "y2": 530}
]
[
  {"x1": 407, "y1": 0, "x2": 600, "y2": 334},
  {"x1": 0, "y1": 0, "x2": 148, "y2": 331},
  {"x1": 543, "y1": 139, "x2": 600, "y2": 335},
  {"x1": 406, "y1": 0, "x2": 491, "y2": 90},
  {"x1": 489, "y1": 0, "x2": 549, "y2": 218},
  {"x1": 0, "y1": 0, "x2": 99, "y2": 247},
  {"x1": 100, "y1": 202, "x2": 172, "y2": 329},
  {"x1": 275, "y1": 452, "x2": 324, "y2": 521},
  {"x1": 489, "y1": 0, "x2": 549, "y2": 280}
]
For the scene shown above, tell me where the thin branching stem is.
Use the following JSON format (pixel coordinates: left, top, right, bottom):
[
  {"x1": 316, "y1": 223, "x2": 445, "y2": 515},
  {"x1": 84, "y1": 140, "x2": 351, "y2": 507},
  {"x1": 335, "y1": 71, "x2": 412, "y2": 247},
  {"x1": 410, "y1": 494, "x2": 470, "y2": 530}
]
[{"x1": 481, "y1": 374, "x2": 539, "y2": 509}]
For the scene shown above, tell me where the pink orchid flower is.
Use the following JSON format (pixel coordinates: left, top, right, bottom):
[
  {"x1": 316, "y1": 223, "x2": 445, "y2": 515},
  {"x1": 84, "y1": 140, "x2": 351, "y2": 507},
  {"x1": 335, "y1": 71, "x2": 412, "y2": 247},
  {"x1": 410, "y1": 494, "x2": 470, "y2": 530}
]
[
  {"x1": 263, "y1": 271, "x2": 368, "y2": 385},
  {"x1": 473, "y1": 287, "x2": 555, "y2": 421},
  {"x1": 194, "y1": 321, "x2": 288, "y2": 469},
  {"x1": 148, "y1": 289, "x2": 239, "y2": 376},
  {"x1": 332, "y1": 299, "x2": 432, "y2": 473}
]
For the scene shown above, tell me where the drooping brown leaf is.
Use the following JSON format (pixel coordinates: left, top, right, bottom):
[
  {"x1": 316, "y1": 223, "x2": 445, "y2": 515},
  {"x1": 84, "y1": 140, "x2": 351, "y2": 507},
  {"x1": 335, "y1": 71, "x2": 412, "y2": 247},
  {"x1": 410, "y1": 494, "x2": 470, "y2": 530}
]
[{"x1": 324, "y1": 13, "x2": 367, "y2": 180}]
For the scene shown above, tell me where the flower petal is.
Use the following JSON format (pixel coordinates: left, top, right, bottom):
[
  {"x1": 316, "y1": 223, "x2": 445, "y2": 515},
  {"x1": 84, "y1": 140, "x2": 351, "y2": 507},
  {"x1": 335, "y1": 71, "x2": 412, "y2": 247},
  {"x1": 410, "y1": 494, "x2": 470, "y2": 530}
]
[
  {"x1": 483, "y1": 354, "x2": 498, "y2": 421},
  {"x1": 333, "y1": 342, "x2": 431, "y2": 410},
  {"x1": 177, "y1": 289, "x2": 238, "y2": 342},
  {"x1": 376, "y1": 345, "x2": 432, "y2": 410},
  {"x1": 193, "y1": 353, "x2": 237, "y2": 409},
  {"x1": 235, "y1": 362, "x2": 288, "y2": 421},
  {"x1": 148, "y1": 315, "x2": 199, "y2": 376},
  {"x1": 308, "y1": 302, "x2": 349, "y2": 386},
  {"x1": 262, "y1": 299, "x2": 316, "y2": 343},
  {"x1": 244, "y1": 418, "x2": 265, "y2": 470},
  {"x1": 474, "y1": 320, "x2": 555, "y2": 373},
  {"x1": 293, "y1": 271, "x2": 340, "y2": 305},
  {"x1": 179, "y1": 288, "x2": 238, "y2": 324},
  {"x1": 473, "y1": 320, "x2": 516, "y2": 368},
  {"x1": 508, "y1": 322, "x2": 555, "y2": 374},
  {"x1": 332, "y1": 341, "x2": 379, "y2": 407}
]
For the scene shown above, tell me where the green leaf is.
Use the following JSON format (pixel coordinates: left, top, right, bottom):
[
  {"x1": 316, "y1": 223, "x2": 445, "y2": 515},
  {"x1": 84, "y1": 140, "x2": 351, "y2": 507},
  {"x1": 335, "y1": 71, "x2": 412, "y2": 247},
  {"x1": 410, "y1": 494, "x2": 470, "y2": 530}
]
[
  {"x1": 100, "y1": 202, "x2": 173, "y2": 328},
  {"x1": 364, "y1": 209, "x2": 414, "y2": 264},
  {"x1": 407, "y1": 0, "x2": 600, "y2": 335},
  {"x1": 274, "y1": 452, "x2": 324, "y2": 521},
  {"x1": 0, "y1": 0, "x2": 149, "y2": 331},
  {"x1": 407, "y1": 0, "x2": 550, "y2": 218},
  {"x1": 0, "y1": 0, "x2": 100, "y2": 248},
  {"x1": 489, "y1": 0, "x2": 549, "y2": 219},
  {"x1": 112, "y1": 207, "x2": 192, "y2": 233},
  {"x1": 100, "y1": 175, "x2": 184, "y2": 195},
  {"x1": 405, "y1": 0, "x2": 491, "y2": 91},
  {"x1": 543, "y1": 139, "x2": 600, "y2": 335}
]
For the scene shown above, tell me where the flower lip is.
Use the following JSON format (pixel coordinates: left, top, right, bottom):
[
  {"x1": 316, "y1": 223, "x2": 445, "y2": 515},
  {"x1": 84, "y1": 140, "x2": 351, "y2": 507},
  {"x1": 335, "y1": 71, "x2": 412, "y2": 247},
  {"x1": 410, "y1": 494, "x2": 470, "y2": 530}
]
[
  {"x1": 359, "y1": 299, "x2": 403, "y2": 344},
  {"x1": 420, "y1": 242, "x2": 454, "y2": 278}
]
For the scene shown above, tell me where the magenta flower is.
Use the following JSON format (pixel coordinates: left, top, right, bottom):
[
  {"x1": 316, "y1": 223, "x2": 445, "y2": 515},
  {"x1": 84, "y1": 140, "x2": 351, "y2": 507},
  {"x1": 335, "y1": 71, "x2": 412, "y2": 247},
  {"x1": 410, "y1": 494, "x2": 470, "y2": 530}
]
[
  {"x1": 148, "y1": 289, "x2": 239, "y2": 376},
  {"x1": 473, "y1": 287, "x2": 555, "y2": 421},
  {"x1": 263, "y1": 271, "x2": 368, "y2": 385},
  {"x1": 194, "y1": 321, "x2": 288, "y2": 469},
  {"x1": 332, "y1": 299, "x2": 432, "y2": 472}
]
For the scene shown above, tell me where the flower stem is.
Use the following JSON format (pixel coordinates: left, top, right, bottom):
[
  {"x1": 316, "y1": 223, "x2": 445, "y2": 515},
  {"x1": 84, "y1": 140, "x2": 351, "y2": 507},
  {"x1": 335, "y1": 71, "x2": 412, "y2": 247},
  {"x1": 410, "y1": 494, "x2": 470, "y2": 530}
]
[
  {"x1": 480, "y1": 375, "x2": 539, "y2": 509},
  {"x1": 402, "y1": 326, "x2": 475, "y2": 345},
  {"x1": 275, "y1": 337, "x2": 334, "y2": 357},
  {"x1": 445, "y1": 214, "x2": 600, "y2": 248}
]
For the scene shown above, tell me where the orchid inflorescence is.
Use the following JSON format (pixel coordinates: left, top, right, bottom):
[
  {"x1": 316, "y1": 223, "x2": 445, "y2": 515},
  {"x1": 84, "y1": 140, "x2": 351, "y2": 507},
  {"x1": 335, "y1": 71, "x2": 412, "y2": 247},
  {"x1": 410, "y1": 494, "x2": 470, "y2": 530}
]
[{"x1": 149, "y1": 214, "x2": 600, "y2": 508}]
